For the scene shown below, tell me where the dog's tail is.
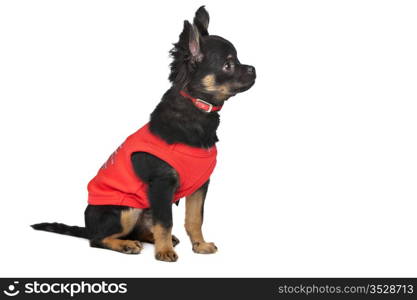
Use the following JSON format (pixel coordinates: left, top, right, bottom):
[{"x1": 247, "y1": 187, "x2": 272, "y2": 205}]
[{"x1": 31, "y1": 222, "x2": 89, "y2": 239}]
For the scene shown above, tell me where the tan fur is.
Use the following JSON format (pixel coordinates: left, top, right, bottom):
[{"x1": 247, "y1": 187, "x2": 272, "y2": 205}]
[
  {"x1": 185, "y1": 190, "x2": 217, "y2": 254},
  {"x1": 101, "y1": 238, "x2": 142, "y2": 254},
  {"x1": 120, "y1": 208, "x2": 141, "y2": 235},
  {"x1": 201, "y1": 74, "x2": 232, "y2": 100},
  {"x1": 135, "y1": 209, "x2": 154, "y2": 243},
  {"x1": 100, "y1": 208, "x2": 143, "y2": 254},
  {"x1": 133, "y1": 210, "x2": 180, "y2": 246},
  {"x1": 202, "y1": 74, "x2": 216, "y2": 89},
  {"x1": 185, "y1": 190, "x2": 205, "y2": 243},
  {"x1": 153, "y1": 224, "x2": 177, "y2": 262}
]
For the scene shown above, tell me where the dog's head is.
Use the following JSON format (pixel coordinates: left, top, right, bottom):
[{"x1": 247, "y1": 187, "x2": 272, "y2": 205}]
[{"x1": 169, "y1": 6, "x2": 256, "y2": 105}]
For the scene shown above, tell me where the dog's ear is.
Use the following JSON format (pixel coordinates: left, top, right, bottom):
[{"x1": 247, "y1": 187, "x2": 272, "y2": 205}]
[
  {"x1": 189, "y1": 23, "x2": 203, "y2": 62},
  {"x1": 193, "y1": 6, "x2": 209, "y2": 36},
  {"x1": 168, "y1": 21, "x2": 203, "y2": 85},
  {"x1": 180, "y1": 20, "x2": 203, "y2": 63}
]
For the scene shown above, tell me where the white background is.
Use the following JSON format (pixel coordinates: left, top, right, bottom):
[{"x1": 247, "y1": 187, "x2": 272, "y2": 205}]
[{"x1": 0, "y1": 0, "x2": 416, "y2": 277}]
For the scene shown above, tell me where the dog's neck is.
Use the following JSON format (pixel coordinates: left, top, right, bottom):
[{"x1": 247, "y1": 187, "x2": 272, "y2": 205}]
[
  {"x1": 179, "y1": 90, "x2": 223, "y2": 113},
  {"x1": 149, "y1": 87, "x2": 220, "y2": 148},
  {"x1": 183, "y1": 88, "x2": 228, "y2": 106}
]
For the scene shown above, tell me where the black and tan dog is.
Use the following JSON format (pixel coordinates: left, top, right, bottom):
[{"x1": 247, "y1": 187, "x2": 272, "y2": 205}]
[{"x1": 32, "y1": 6, "x2": 256, "y2": 262}]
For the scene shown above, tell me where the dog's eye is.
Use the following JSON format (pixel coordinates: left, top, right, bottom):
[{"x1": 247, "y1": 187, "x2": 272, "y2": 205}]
[{"x1": 222, "y1": 61, "x2": 234, "y2": 73}]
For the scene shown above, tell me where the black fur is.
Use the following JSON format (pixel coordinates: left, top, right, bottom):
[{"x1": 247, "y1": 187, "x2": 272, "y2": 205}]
[
  {"x1": 193, "y1": 6, "x2": 210, "y2": 37},
  {"x1": 31, "y1": 6, "x2": 255, "y2": 256},
  {"x1": 31, "y1": 222, "x2": 88, "y2": 238},
  {"x1": 85, "y1": 205, "x2": 126, "y2": 241},
  {"x1": 149, "y1": 87, "x2": 220, "y2": 148},
  {"x1": 131, "y1": 152, "x2": 178, "y2": 229}
]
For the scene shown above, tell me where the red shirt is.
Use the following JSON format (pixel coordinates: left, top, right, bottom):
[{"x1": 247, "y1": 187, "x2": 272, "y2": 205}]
[{"x1": 87, "y1": 124, "x2": 217, "y2": 209}]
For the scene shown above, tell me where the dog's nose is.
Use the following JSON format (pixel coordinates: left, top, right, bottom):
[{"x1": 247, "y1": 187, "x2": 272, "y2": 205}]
[{"x1": 247, "y1": 66, "x2": 256, "y2": 76}]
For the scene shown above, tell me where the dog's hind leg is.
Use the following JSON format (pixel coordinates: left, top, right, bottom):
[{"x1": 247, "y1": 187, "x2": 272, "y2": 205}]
[{"x1": 85, "y1": 205, "x2": 143, "y2": 254}]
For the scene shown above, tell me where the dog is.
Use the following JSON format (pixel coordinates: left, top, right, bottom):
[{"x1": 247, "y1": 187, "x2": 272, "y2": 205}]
[{"x1": 32, "y1": 6, "x2": 256, "y2": 262}]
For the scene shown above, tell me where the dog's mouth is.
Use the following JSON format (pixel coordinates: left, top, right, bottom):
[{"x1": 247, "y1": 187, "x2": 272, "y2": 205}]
[{"x1": 230, "y1": 79, "x2": 256, "y2": 94}]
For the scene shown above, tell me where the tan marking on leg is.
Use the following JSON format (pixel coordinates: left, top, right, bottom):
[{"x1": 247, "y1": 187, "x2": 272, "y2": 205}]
[
  {"x1": 119, "y1": 208, "x2": 141, "y2": 236},
  {"x1": 135, "y1": 210, "x2": 180, "y2": 246},
  {"x1": 185, "y1": 190, "x2": 217, "y2": 254},
  {"x1": 134, "y1": 209, "x2": 154, "y2": 242},
  {"x1": 100, "y1": 208, "x2": 143, "y2": 254},
  {"x1": 101, "y1": 238, "x2": 142, "y2": 254},
  {"x1": 185, "y1": 190, "x2": 205, "y2": 242},
  {"x1": 153, "y1": 224, "x2": 177, "y2": 262}
]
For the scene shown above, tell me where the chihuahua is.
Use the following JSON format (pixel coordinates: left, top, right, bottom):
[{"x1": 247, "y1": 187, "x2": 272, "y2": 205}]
[{"x1": 32, "y1": 6, "x2": 256, "y2": 262}]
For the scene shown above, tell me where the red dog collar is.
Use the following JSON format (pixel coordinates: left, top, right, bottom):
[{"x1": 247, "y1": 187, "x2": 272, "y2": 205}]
[{"x1": 180, "y1": 90, "x2": 223, "y2": 113}]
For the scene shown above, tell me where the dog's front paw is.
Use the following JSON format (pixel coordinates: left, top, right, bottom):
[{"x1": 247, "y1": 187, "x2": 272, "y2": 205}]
[
  {"x1": 155, "y1": 249, "x2": 178, "y2": 262},
  {"x1": 192, "y1": 242, "x2": 218, "y2": 254}
]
